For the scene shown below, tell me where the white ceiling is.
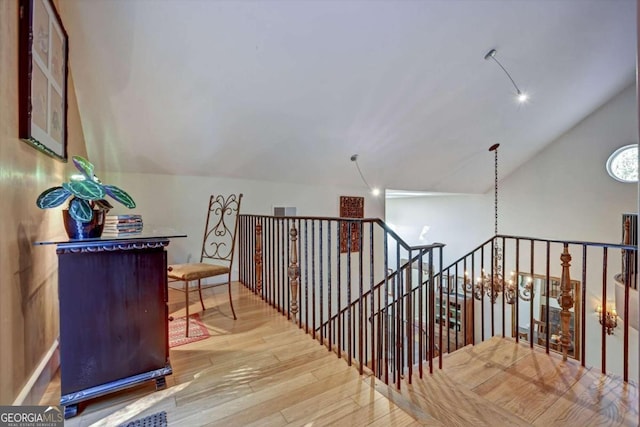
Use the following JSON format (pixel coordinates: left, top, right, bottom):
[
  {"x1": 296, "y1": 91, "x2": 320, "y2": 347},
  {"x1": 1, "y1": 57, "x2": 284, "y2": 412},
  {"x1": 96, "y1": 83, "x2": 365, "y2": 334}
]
[{"x1": 60, "y1": 0, "x2": 636, "y2": 194}]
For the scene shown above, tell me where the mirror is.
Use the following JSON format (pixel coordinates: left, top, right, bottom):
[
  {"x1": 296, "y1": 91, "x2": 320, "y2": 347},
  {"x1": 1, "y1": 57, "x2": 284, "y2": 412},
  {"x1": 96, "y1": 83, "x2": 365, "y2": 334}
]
[{"x1": 512, "y1": 273, "x2": 582, "y2": 360}]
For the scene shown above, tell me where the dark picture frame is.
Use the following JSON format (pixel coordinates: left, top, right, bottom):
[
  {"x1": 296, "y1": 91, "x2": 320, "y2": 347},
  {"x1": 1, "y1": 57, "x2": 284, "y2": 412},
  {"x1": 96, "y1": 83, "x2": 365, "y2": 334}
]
[
  {"x1": 19, "y1": 0, "x2": 69, "y2": 162},
  {"x1": 339, "y1": 196, "x2": 364, "y2": 253}
]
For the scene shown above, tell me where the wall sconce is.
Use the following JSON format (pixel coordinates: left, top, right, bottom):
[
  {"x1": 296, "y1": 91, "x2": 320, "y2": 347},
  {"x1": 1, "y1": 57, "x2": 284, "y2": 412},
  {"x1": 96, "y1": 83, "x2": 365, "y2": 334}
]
[{"x1": 596, "y1": 304, "x2": 618, "y2": 335}]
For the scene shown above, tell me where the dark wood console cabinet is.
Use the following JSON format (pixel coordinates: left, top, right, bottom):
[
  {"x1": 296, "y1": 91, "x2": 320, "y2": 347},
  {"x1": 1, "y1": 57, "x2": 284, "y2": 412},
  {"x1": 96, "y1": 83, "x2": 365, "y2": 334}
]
[{"x1": 36, "y1": 233, "x2": 184, "y2": 418}]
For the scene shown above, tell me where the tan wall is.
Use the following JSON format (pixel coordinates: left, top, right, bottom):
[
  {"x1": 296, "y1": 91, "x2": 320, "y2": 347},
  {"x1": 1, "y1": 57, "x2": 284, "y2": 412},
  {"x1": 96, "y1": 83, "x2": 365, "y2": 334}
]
[{"x1": 0, "y1": 0, "x2": 87, "y2": 404}]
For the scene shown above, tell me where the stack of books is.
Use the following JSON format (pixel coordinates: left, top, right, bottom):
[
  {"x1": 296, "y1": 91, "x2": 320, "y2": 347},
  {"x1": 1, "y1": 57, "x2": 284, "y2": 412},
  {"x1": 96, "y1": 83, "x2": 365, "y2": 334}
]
[{"x1": 103, "y1": 214, "x2": 143, "y2": 236}]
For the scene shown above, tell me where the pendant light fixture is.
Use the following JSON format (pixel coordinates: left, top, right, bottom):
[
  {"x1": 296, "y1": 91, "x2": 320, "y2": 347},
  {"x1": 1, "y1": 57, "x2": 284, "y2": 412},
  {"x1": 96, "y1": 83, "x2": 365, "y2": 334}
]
[
  {"x1": 485, "y1": 49, "x2": 529, "y2": 103},
  {"x1": 469, "y1": 144, "x2": 532, "y2": 303},
  {"x1": 350, "y1": 154, "x2": 380, "y2": 196}
]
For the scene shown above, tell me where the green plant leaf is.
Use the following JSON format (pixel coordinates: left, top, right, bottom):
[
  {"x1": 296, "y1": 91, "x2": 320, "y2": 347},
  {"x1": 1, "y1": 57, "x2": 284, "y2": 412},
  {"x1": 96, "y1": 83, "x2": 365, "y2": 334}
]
[
  {"x1": 93, "y1": 199, "x2": 113, "y2": 211},
  {"x1": 104, "y1": 185, "x2": 136, "y2": 208},
  {"x1": 62, "y1": 180, "x2": 105, "y2": 201},
  {"x1": 72, "y1": 156, "x2": 95, "y2": 179},
  {"x1": 69, "y1": 198, "x2": 93, "y2": 222},
  {"x1": 36, "y1": 186, "x2": 71, "y2": 209}
]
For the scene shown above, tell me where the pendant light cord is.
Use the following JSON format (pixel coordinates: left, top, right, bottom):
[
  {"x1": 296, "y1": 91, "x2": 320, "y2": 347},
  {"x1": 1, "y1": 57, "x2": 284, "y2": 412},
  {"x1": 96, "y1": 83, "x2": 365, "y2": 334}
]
[
  {"x1": 495, "y1": 148, "x2": 498, "y2": 236},
  {"x1": 489, "y1": 143, "x2": 500, "y2": 236}
]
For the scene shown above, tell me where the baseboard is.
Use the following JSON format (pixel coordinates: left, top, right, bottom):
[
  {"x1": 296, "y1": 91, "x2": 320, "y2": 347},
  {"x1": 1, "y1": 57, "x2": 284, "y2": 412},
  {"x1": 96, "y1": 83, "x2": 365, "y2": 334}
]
[{"x1": 12, "y1": 339, "x2": 60, "y2": 406}]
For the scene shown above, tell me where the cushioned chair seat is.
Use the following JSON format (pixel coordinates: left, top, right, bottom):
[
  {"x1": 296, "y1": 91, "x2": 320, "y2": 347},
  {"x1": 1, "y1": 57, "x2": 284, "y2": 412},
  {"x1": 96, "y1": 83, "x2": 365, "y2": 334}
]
[{"x1": 168, "y1": 263, "x2": 229, "y2": 281}]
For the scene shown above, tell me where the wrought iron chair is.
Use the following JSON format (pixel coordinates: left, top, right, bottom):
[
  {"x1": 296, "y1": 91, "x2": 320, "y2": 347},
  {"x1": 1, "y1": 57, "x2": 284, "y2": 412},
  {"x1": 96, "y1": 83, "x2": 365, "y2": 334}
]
[{"x1": 168, "y1": 193, "x2": 243, "y2": 336}]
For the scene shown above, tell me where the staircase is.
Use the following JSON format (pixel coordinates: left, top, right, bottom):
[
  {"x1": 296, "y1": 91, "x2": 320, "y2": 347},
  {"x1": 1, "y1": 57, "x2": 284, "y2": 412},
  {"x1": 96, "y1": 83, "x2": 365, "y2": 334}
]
[
  {"x1": 373, "y1": 337, "x2": 638, "y2": 426},
  {"x1": 238, "y1": 214, "x2": 639, "y2": 395}
]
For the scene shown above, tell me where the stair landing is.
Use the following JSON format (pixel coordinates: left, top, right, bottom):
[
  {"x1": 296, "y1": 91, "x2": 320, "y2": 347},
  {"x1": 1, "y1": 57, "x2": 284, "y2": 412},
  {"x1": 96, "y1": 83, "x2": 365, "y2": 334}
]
[{"x1": 373, "y1": 336, "x2": 638, "y2": 426}]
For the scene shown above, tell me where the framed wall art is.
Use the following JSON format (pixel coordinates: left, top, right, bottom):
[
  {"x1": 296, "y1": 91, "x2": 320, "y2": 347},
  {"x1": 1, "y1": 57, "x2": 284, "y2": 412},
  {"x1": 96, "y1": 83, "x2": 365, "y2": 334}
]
[
  {"x1": 19, "y1": 0, "x2": 69, "y2": 161},
  {"x1": 339, "y1": 196, "x2": 364, "y2": 253}
]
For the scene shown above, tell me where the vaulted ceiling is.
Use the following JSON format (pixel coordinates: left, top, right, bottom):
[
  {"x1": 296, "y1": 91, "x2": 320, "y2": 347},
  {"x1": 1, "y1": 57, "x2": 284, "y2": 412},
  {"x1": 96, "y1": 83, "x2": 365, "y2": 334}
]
[{"x1": 60, "y1": 0, "x2": 636, "y2": 194}]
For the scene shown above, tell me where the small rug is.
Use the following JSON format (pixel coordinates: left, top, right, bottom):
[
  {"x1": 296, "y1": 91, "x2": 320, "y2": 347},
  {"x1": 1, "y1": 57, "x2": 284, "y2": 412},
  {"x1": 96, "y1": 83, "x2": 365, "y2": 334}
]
[
  {"x1": 118, "y1": 411, "x2": 167, "y2": 427},
  {"x1": 169, "y1": 313, "x2": 211, "y2": 348}
]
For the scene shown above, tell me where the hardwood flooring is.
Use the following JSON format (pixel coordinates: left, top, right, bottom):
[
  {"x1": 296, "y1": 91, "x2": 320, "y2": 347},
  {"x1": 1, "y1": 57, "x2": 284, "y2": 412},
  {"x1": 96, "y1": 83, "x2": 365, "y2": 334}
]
[
  {"x1": 40, "y1": 283, "x2": 638, "y2": 426},
  {"x1": 381, "y1": 336, "x2": 638, "y2": 426}
]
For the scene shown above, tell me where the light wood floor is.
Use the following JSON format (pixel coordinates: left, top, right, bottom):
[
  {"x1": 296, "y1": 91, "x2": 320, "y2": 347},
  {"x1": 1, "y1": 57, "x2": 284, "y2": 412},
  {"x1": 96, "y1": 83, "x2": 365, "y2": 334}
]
[
  {"x1": 41, "y1": 283, "x2": 638, "y2": 426},
  {"x1": 378, "y1": 337, "x2": 638, "y2": 426}
]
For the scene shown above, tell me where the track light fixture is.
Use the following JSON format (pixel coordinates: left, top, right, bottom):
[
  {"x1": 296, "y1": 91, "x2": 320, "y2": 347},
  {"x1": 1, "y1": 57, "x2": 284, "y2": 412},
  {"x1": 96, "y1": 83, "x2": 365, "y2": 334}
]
[
  {"x1": 484, "y1": 49, "x2": 529, "y2": 103},
  {"x1": 350, "y1": 154, "x2": 380, "y2": 196}
]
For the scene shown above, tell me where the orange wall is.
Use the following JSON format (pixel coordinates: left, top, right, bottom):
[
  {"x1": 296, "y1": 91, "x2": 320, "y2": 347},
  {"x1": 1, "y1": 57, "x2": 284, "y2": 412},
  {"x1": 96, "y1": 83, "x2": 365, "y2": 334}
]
[{"x1": 0, "y1": 0, "x2": 87, "y2": 404}]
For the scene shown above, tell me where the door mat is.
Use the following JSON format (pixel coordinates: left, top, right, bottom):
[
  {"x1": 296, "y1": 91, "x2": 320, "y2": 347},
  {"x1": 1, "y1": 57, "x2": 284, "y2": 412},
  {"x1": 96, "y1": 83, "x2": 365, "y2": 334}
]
[
  {"x1": 118, "y1": 411, "x2": 167, "y2": 427},
  {"x1": 169, "y1": 313, "x2": 211, "y2": 348}
]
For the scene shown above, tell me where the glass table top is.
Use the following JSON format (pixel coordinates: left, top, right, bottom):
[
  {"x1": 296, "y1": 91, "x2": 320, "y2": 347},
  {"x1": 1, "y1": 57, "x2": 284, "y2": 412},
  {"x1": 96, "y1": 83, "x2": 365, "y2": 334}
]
[{"x1": 34, "y1": 227, "x2": 187, "y2": 246}]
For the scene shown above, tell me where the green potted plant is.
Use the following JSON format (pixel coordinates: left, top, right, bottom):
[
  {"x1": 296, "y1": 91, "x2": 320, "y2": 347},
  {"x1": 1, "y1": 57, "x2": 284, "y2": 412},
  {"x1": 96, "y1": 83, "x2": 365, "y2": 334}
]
[{"x1": 36, "y1": 155, "x2": 136, "y2": 239}]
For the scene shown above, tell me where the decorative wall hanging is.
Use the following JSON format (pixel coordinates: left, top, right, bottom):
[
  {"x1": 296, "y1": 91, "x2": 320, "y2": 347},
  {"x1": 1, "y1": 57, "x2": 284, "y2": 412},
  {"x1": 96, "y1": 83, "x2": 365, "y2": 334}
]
[
  {"x1": 19, "y1": 0, "x2": 69, "y2": 161},
  {"x1": 339, "y1": 196, "x2": 364, "y2": 253}
]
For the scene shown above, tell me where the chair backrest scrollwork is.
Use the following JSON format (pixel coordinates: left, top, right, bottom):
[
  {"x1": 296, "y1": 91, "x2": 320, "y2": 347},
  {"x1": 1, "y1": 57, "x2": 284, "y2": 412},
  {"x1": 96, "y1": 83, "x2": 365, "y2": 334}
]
[{"x1": 200, "y1": 193, "x2": 243, "y2": 264}]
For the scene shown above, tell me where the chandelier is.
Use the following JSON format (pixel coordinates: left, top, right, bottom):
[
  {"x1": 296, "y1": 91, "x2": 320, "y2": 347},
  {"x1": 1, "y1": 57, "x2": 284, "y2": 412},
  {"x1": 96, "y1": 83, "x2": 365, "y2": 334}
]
[
  {"x1": 472, "y1": 245, "x2": 513, "y2": 303},
  {"x1": 467, "y1": 144, "x2": 532, "y2": 304}
]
